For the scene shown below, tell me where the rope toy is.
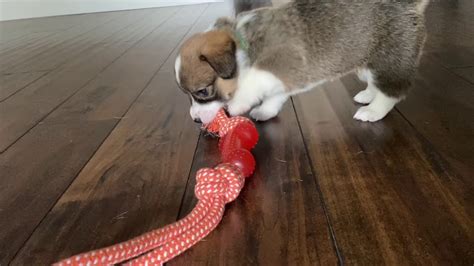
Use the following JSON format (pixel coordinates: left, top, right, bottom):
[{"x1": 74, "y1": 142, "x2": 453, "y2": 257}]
[{"x1": 54, "y1": 109, "x2": 259, "y2": 266}]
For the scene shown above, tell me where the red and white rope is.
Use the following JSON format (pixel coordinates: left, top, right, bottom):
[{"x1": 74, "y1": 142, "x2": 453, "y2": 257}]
[{"x1": 54, "y1": 110, "x2": 252, "y2": 266}]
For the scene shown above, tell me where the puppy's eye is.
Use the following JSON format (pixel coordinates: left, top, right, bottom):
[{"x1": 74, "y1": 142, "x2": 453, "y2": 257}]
[{"x1": 196, "y1": 88, "x2": 209, "y2": 97}]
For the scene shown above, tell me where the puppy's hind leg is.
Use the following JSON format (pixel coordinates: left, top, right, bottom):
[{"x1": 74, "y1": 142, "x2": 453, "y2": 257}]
[
  {"x1": 250, "y1": 93, "x2": 289, "y2": 121},
  {"x1": 354, "y1": 15, "x2": 423, "y2": 122},
  {"x1": 354, "y1": 69, "x2": 376, "y2": 104},
  {"x1": 353, "y1": 69, "x2": 411, "y2": 122},
  {"x1": 353, "y1": 90, "x2": 400, "y2": 122}
]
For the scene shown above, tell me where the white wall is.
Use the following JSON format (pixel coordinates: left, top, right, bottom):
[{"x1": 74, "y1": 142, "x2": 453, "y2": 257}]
[{"x1": 0, "y1": 0, "x2": 222, "y2": 21}]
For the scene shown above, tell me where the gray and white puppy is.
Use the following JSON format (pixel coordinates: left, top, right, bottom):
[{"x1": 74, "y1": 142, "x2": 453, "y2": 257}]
[{"x1": 175, "y1": 0, "x2": 429, "y2": 124}]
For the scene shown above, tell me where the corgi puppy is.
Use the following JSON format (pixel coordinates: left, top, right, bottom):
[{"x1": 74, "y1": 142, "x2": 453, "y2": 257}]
[{"x1": 175, "y1": 0, "x2": 430, "y2": 124}]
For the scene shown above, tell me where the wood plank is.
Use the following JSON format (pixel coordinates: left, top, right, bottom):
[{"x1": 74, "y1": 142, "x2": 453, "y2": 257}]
[
  {"x1": 0, "y1": 11, "x2": 120, "y2": 54},
  {"x1": 0, "y1": 11, "x2": 121, "y2": 73},
  {"x1": 0, "y1": 10, "x2": 152, "y2": 73},
  {"x1": 424, "y1": 0, "x2": 474, "y2": 50},
  {"x1": 0, "y1": 5, "x2": 190, "y2": 263},
  {"x1": 0, "y1": 8, "x2": 159, "y2": 71},
  {"x1": 0, "y1": 32, "x2": 56, "y2": 53},
  {"x1": 0, "y1": 27, "x2": 52, "y2": 45},
  {"x1": 0, "y1": 12, "x2": 102, "y2": 41},
  {"x1": 451, "y1": 66, "x2": 474, "y2": 85},
  {"x1": 293, "y1": 76, "x2": 473, "y2": 264},
  {"x1": 424, "y1": 0, "x2": 474, "y2": 68},
  {"x1": 0, "y1": 72, "x2": 46, "y2": 101},
  {"x1": 0, "y1": 13, "x2": 101, "y2": 50},
  {"x1": 11, "y1": 73, "x2": 200, "y2": 266},
  {"x1": 8, "y1": 5, "x2": 212, "y2": 264},
  {"x1": 0, "y1": 17, "x2": 142, "y2": 100},
  {"x1": 425, "y1": 47, "x2": 474, "y2": 69},
  {"x1": 0, "y1": 43, "x2": 131, "y2": 153},
  {"x1": 398, "y1": 55, "x2": 474, "y2": 179},
  {"x1": 172, "y1": 102, "x2": 338, "y2": 265},
  {"x1": 0, "y1": 8, "x2": 176, "y2": 153},
  {"x1": 0, "y1": 14, "x2": 81, "y2": 44},
  {"x1": 4, "y1": 9, "x2": 156, "y2": 74}
]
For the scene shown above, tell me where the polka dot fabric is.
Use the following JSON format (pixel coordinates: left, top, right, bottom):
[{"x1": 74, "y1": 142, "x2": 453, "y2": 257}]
[{"x1": 54, "y1": 109, "x2": 258, "y2": 266}]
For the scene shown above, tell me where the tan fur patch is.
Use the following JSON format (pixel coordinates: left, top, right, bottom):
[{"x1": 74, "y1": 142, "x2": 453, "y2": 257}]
[
  {"x1": 215, "y1": 77, "x2": 237, "y2": 100},
  {"x1": 179, "y1": 30, "x2": 236, "y2": 94}
]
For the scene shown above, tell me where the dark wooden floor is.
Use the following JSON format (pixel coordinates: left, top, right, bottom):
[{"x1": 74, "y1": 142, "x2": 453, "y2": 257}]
[{"x1": 0, "y1": 1, "x2": 473, "y2": 265}]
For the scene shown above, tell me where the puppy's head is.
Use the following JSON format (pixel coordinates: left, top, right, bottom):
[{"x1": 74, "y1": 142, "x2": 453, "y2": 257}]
[{"x1": 175, "y1": 30, "x2": 237, "y2": 124}]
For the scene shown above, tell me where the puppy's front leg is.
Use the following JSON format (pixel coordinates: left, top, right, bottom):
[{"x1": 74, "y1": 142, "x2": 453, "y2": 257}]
[
  {"x1": 250, "y1": 93, "x2": 288, "y2": 121},
  {"x1": 227, "y1": 67, "x2": 286, "y2": 116},
  {"x1": 227, "y1": 92, "x2": 259, "y2": 116}
]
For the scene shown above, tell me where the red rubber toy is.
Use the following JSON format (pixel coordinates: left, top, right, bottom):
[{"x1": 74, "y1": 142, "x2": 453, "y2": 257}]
[{"x1": 54, "y1": 109, "x2": 258, "y2": 266}]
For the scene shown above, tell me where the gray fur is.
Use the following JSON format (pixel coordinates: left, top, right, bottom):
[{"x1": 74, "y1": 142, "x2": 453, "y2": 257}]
[{"x1": 232, "y1": 0, "x2": 428, "y2": 97}]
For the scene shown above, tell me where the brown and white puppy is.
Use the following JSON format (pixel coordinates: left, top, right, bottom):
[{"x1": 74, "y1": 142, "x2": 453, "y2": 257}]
[{"x1": 175, "y1": 0, "x2": 430, "y2": 124}]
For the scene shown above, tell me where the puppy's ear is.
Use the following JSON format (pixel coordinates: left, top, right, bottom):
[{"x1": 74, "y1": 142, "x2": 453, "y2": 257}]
[
  {"x1": 200, "y1": 31, "x2": 236, "y2": 79},
  {"x1": 213, "y1": 17, "x2": 235, "y2": 30}
]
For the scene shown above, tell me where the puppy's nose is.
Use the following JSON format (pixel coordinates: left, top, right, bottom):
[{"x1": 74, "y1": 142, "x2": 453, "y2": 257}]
[{"x1": 193, "y1": 118, "x2": 202, "y2": 123}]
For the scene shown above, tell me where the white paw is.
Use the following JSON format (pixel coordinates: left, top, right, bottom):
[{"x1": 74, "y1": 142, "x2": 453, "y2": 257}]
[
  {"x1": 353, "y1": 106, "x2": 387, "y2": 122},
  {"x1": 353, "y1": 89, "x2": 375, "y2": 104},
  {"x1": 249, "y1": 106, "x2": 278, "y2": 121},
  {"x1": 227, "y1": 101, "x2": 252, "y2": 116}
]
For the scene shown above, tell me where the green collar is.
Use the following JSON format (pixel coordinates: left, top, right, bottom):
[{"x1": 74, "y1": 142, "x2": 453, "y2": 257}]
[{"x1": 234, "y1": 30, "x2": 249, "y2": 52}]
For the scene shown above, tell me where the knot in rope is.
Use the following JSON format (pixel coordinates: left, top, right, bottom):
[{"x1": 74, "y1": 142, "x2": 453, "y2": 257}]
[
  {"x1": 205, "y1": 110, "x2": 251, "y2": 137},
  {"x1": 195, "y1": 163, "x2": 245, "y2": 203}
]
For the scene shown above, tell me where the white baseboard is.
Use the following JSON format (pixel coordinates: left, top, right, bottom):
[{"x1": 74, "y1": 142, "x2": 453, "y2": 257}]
[{"x1": 0, "y1": 0, "x2": 223, "y2": 21}]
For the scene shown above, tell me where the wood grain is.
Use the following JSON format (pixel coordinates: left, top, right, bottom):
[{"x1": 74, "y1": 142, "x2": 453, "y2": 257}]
[
  {"x1": 0, "y1": 6, "x2": 193, "y2": 264},
  {"x1": 293, "y1": 76, "x2": 473, "y2": 264},
  {"x1": 10, "y1": 72, "x2": 201, "y2": 266},
  {"x1": 0, "y1": 43, "x2": 132, "y2": 152},
  {"x1": 424, "y1": 0, "x2": 474, "y2": 68},
  {"x1": 0, "y1": 72, "x2": 46, "y2": 101},
  {"x1": 0, "y1": 9, "x2": 155, "y2": 75},
  {"x1": 398, "y1": 55, "x2": 474, "y2": 179},
  {"x1": 7, "y1": 5, "x2": 210, "y2": 265},
  {"x1": 0, "y1": 13, "x2": 101, "y2": 44},
  {"x1": 5, "y1": 9, "x2": 155, "y2": 74},
  {"x1": 0, "y1": 32, "x2": 56, "y2": 54},
  {"x1": 0, "y1": 12, "x2": 121, "y2": 73},
  {"x1": 0, "y1": 8, "x2": 176, "y2": 152},
  {"x1": 452, "y1": 67, "x2": 474, "y2": 85}
]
